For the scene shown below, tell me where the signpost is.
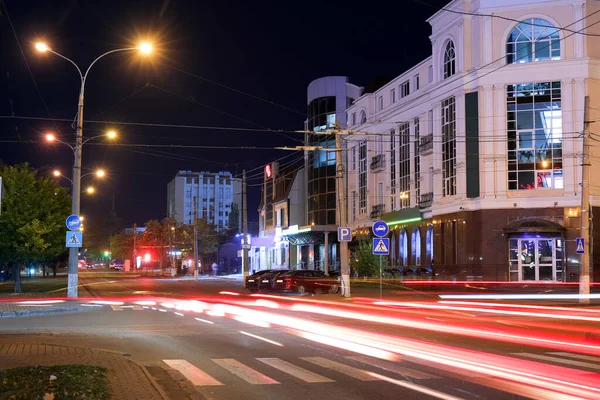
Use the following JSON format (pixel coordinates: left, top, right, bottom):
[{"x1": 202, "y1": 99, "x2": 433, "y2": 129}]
[
  {"x1": 372, "y1": 220, "x2": 389, "y2": 299},
  {"x1": 337, "y1": 227, "x2": 352, "y2": 242}
]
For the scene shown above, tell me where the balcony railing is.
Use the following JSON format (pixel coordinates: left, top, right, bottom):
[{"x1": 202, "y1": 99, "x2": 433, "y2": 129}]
[
  {"x1": 419, "y1": 134, "x2": 433, "y2": 154},
  {"x1": 370, "y1": 204, "x2": 385, "y2": 219},
  {"x1": 419, "y1": 192, "x2": 433, "y2": 209},
  {"x1": 370, "y1": 154, "x2": 385, "y2": 171}
]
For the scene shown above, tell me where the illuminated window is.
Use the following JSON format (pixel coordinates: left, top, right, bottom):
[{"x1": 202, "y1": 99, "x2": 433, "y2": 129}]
[
  {"x1": 507, "y1": 82, "x2": 562, "y2": 190},
  {"x1": 507, "y1": 19, "x2": 560, "y2": 64},
  {"x1": 412, "y1": 228, "x2": 421, "y2": 266},
  {"x1": 426, "y1": 225, "x2": 434, "y2": 265},
  {"x1": 400, "y1": 229, "x2": 408, "y2": 266},
  {"x1": 443, "y1": 41, "x2": 456, "y2": 79}
]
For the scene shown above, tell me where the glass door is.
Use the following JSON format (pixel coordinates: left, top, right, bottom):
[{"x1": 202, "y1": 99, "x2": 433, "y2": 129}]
[{"x1": 509, "y1": 238, "x2": 561, "y2": 281}]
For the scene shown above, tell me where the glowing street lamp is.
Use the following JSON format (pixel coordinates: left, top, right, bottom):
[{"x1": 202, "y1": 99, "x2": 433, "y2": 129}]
[
  {"x1": 52, "y1": 170, "x2": 61, "y2": 177},
  {"x1": 96, "y1": 169, "x2": 106, "y2": 178},
  {"x1": 86, "y1": 187, "x2": 95, "y2": 195},
  {"x1": 138, "y1": 42, "x2": 152, "y2": 54},
  {"x1": 106, "y1": 130, "x2": 117, "y2": 139},
  {"x1": 35, "y1": 42, "x2": 49, "y2": 52},
  {"x1": 45, "y1": 133, "x2": 56, "y2": 142}
]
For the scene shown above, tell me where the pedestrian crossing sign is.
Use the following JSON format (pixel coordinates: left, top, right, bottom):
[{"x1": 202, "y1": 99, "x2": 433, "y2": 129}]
[
  {"x1": 576, "y1": 237, "x2": 585, "y2": 254},
  {"x1": 66, "y1": 231, "x2": 83, "y2": 248},
  {"x1": 373, "y1": 238, "x2": 389, "y2": 255}
]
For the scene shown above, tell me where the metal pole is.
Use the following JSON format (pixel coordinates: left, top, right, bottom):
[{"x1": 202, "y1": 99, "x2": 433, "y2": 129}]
[
  {"x1": 380, "y1": 255, "x2": 382, "y2": 300},
  {"x1": 242, "y1": 170, "x2": 249, "y2": 278},
  {"x1": 132, "y1": 223, "x2": 137, "y2": 270},
  {"x1": 580, "y1": 95, "x2": 591, "y2": 304},
  {"x1": 324, "y1": 232, "x2": 329, "y2": 275},
  {"x1": 67, "y1": 90, "x2": 84, "y2": 298},
  {"x1": 193, "y1": 197, "x2": 199, "y2": 281},
  {"x1": 335, "y1": 130, "x2": 350, "y2": 297}
]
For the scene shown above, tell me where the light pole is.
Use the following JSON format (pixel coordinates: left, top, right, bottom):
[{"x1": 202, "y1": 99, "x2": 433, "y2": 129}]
[{"x1": 37, "y1": 41, "x2": 152, "y2": 297}]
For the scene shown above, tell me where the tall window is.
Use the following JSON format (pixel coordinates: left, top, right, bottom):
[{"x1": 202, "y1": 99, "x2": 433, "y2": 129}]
[
  {"x1": 412, "y1": 228, "x2": 421, "y2": 266},
  {"x1": 426, "y1": 225, "x2": 434, "y2": 265},
  {"x1": 351, "y1": 191, "x2": 356, "y2": 222},
  {"x1": 414, "y1": 118, "x2": 421, "y2": 205},
  {"x1": 360, "y1": 110, "x2": 367, "y2": 124},
  {"x1": 358, "y1": 140, "x2": 367, "y2": 214},
  {"x1": 352, "y1": 113, "x2": 356, "y2": 125},
  {"x1": 400, "y1": 229, "x2": 408, "y2": 266},
  {"x1": 401, "y1": 81, "x2": 410, "y2": 98},
  {"x1": 442, "y1": 96, "x2": 457, "y2": 196},
  {"x1": 507, "y1": 82, "x2": 562, "y2": 190},
  {"x1": 398, "y1": 122, "x2": 411, "y2": 208},
  {"x1": 351, "y1": 146, "x2": 357, "y2": 172},
  {"x1": 506, "y1": 19, "x2": 560, "y2": 64},
  {"x1": 414, "y1": 75, "x2": 420, "y2": 90},
  {"x1": 391, "y1": 89, "x2": 396, "y2": 104},
  {"x1": 378, "y1": 96, "x2": 384, "y2": 111},
  {"x1": 390, "y1": 129, "x2": 396, "y2": 211},
  {"x1": 443, "y1": 41, "x2": 456, "y2": 79}
]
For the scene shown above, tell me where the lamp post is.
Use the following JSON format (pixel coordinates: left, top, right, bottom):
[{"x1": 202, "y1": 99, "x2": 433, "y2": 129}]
[{"x1": 37, "y1": 41, "x2": 152, "y2": 297}]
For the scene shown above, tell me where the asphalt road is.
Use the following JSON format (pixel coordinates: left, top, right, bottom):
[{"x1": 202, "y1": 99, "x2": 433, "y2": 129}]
[{"x1": 3, "y1": 276, "x2": 600, "y2": 399}]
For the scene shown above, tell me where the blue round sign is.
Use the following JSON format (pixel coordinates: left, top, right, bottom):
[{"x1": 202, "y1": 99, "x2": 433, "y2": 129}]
[
  {"x1": 66, "y1": 214, "x2": 82, "y2": 231},
  {"x1": 372, "y1": 220, "x2": 389, "y2": 237}
]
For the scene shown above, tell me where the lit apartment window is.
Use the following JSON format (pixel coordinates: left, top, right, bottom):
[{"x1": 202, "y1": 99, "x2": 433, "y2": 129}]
[
  {"x1": 400, "y1": 81, "x2": 410, "y2": 98},
  {"x1": 391, "y1": 89, "x2": 396, "y2": 104},
  {"x1": 414, "y1": 75, "x2": 420, "y2": 90},
  {"x1": 378, "y1": 96, "x2": 384, "y2": 111}
]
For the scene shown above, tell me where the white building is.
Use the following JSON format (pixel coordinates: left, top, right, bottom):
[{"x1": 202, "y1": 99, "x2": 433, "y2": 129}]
[
  {"x1": 345, "y1": 0, "x2": 600, "y2": 282},
  {"x1": 167, "y1": 170, "x2": 241, "y2": 231}
]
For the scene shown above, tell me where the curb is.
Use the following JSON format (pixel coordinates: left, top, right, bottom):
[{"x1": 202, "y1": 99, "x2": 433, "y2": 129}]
[{"x1": 0, "y1": 306, "x2": 81, "y2": 318}]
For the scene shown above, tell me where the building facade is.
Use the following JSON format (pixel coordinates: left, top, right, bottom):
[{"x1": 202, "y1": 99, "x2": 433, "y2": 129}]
[
  {"x1": 345, "y1": 0, "x2": 600, "y2": 282},
  {"x1": 167, "y1": 170, "x2": 241, "y2": 231},
  {"x1": 253, "y1": 162, "x2": 306, "y2": 270}
]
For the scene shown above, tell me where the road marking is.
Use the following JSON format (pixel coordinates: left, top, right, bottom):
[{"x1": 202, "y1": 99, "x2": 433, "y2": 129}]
[
  {"x1": 300, "y1": 357, "x2": 380, "y2": 381},
  {"x1": 163, "y1": 359, "x2": 223, "y2": 386},
  {"x1": 346, "y1": 356, "x2": 438, "y2": 380},
  {"x1": 194, "y1": 317, "x2": 214, "y2": 325},
  {"x1": 514, "y1": 353, "x2": 600, "y2": 370},
  {"x1": 257, "y1": 358, "x2": 334, "y2": 383},
  {"x1": 369, "y1": 372, "x2": 463, "y2": 400},
  {"x1": 240, "y1": 331, "x2": 283, "y2": 347},
  {"x1": 549, "y1": 352, "x2": 600, "y2": 363},
  {"x1": 110, "y1": 305, "x2": 123, "y2": 311},
  {"x1": 213, "y1": 358, "x2": 279, "y2": 384}
]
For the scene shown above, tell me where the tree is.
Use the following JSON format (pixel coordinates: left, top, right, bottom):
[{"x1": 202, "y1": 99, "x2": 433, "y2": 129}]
[
  {"x1": 0, "y1": 164, "x2": 70, "y2": 292},
  {"x1": 349, "y1": 237, "x2": 386, "y2": 278},
  {"x1": 228, "y1": 203, "x2": 240, "y2": 235}
]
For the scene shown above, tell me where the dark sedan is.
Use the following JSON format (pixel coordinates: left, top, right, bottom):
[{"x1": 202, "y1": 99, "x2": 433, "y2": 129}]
[
  {"x1": 256, "y1": 269, "x2": 291, "y2": 292},
  {"x1": 271, "y1": 270, "x2": 340, "y2": 295},
  {"x1": 245, "y1": 270, "x2": 273, "y2": 293}
]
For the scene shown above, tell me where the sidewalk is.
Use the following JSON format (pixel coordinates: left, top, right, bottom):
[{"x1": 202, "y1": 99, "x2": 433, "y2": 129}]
[{"x1": 0, "y1": 343, "x2": 166, "y2": 400}]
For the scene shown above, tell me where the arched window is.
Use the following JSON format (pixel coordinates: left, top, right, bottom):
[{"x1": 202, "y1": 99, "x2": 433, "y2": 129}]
[
  {"x1": 400, "y1": 229, "x2": 408, "y2": 266},
  {"x1": 443, "y1": 41, "x2": 456, "y2": 79},
  {"x1": 359, "y1": 110, "x2": 367, "y2": 124},
  {"x1": 426, "y1": 225, "x2": 434, "y2": 265},
  {"x1": 506, "y1": 18, "x2": 560, "y2": 64},
  {"x1": 412, "y1": 228, "x2": 421, "y2": 266}
]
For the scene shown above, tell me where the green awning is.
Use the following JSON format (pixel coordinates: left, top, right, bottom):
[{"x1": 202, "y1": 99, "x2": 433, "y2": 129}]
[{"x1": 381, "y1": 207, "x2": 422, "y2": 227}]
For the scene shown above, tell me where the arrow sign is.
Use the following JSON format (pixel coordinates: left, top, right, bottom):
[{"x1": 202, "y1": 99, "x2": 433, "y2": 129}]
[
  {"x1": 66, "y1": 231, "x2": 83, "y2": 248},
  {"x1": 373, "y1": 238, "x2": 389, "y2": 255}
]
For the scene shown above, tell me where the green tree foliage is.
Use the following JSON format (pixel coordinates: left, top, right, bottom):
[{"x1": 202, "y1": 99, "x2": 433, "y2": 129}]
[
  {"x1": 227, "y1": 203, "x2": 240, "y2": 234},
  {"x1": 0, "y1": 164, "x2": 71, "y2": 291},
  {"x1": 349, "y1": 237, "x2": 386, "y2": 277}
]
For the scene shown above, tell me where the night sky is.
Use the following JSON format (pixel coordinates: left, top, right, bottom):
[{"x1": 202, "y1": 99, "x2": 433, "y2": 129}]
[{"x1": 0, "y1": 0, "x2": 447, "y2": 237}]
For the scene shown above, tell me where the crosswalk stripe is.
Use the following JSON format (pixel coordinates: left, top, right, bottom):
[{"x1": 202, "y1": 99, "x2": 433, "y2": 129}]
[
  {"x1": 257, "y1": 358, "x2": 334, "y2": 383},
  {"x1": 300, "y1": 357, "x2": 380, "y2": 381},
  {"x1": 110, "y1": 305, "x2": 123, "y2": 311},
  {"x1": 111, "y1": 305, "x2": 144, "y2": 311},
  {"x1": 163, "y1": 359, "x2": 223, "y2": 386},
  {"x1": 513, "y1": 353, "x2": 600, "y2": 370},
  {"x1": 213, "y1": 358, "x2": 279, "y2": 384},
  {"x1": 549, "y1": 352, "x2": 600, "y2": 363},
  {"x1": 346, "y1": 356, "x2": 438, "y2": 380}
]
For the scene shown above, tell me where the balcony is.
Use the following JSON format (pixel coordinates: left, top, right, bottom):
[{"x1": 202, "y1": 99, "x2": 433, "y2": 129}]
[
  {"x1": 419, "y1": 134, "x2": 433, "y2": 155},
  {"x1": 370, "y1": 154, "x2": 385, "y2": 172},
  {"x1": 370, "y1": 204, "x2": 385, "y2": 219},
  {"x1": 419, "y1": 192, "x2": 433, "y2": 209}
]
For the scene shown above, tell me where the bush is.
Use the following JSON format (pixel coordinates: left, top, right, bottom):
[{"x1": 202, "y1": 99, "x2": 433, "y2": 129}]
[{"x1": 350, "y1": 238, "x2": 387, "y2": 278}]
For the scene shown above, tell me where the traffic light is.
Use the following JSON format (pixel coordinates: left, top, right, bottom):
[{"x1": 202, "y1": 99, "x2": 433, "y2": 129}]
[{"x1": 103, "y1": 250, "x2": 110, "y2": 258}]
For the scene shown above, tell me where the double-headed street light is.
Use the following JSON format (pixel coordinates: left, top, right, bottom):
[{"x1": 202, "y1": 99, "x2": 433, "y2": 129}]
[{"x1": 36, "y1": 41, "x2": 152, "y2": 298}]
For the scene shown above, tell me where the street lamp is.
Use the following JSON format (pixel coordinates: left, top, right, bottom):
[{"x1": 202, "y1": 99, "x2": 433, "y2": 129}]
[
  {"x1": 86, "y1": 186, "x2": 95, "y2": 195},
  {"x1": 37, "y1": 41, "x2": 152, "y2": 298}
]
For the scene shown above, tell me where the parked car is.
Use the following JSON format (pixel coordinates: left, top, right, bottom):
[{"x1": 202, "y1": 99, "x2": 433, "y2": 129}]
[
  {"x1": 271, "y1": 270, "x2": 340, "y2": 295},
  {"x1": 245, "y1": 270, "x2": 274, "y2": 293},
  {"x1": 255, "y1": 269, "x2": 291, "y2": 292}
]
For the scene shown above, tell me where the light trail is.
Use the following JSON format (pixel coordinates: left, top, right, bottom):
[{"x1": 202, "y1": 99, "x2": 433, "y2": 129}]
[{"x1": 440, "y1": 293, "x2": 600, "y2": 300}]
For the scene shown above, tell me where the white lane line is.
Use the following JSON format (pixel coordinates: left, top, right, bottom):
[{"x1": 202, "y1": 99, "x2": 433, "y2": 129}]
[
  {"x1": 163, "y1": 359, "x2": 223, "y2": 386},
  {"x1": 514, "y1": 353, "x2": 600, "y2": 371},
  {"x1": 549, "y1": 352, "x2": 600, "y2": 363},
  {"x1": 194, "y1": 317, "x2": 214, "y2": 325},
  {"x1": 257, "y1": 358, "x2": 334, "y2": 383},
  {"x1": 110, "y1": 305, "x2": 123, "y2": 311},
  {"x1": 300, "y1": 357, "x2": 380, "y2": 381},
  {"x1": 132, "y1": 305, "x2": 143, "y2": 310},
  {"x1": 212, "y1": 359, "x2": 279, "y2": 384},
  {"x1": 403, "y1": 356, "x2": 488, "y2": 378},
  {"x1": 240, "y1": 331, "x2": 283, "y2": 347},
  {"x1": 346, "y1": 355, "x2": 438, "y2": 380},
  {"x1": 368, "y1": 372, "x2": 464, "y2": 400}
]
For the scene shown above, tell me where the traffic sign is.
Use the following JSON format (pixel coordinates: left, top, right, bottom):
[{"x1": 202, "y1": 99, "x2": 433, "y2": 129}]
[
  {"x1": 66, "y1": 231, "x2": 82, "y2": 248},
  {"x1": 65, "y1": 214, "x2": 82, "y2": 231},
  {"x1": 372, "y1": 220, "x2": 389, "y2": 237},
  {"x1": 373, "y1": 238, "x2": 389, "y2": 255},
  {"x1": 338, "y1": 227, "x2": 352, "y2": 242},
  {"x1": 576, "y1": 237, "x2": 585, "y2": 254}
]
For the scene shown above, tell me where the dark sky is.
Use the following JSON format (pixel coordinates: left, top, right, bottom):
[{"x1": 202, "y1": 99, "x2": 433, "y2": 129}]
[{"x1": 0, "y1": 0, "x2": 448, "y2": 236}]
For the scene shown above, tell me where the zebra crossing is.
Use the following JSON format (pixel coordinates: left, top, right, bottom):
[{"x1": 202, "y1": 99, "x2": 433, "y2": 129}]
[
  {"x1": 162, "y1": 355, "x2": 440, "y2": 387},
  {"x1": 511, "y1": 351, "x2": 600, "y2": 371}
]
